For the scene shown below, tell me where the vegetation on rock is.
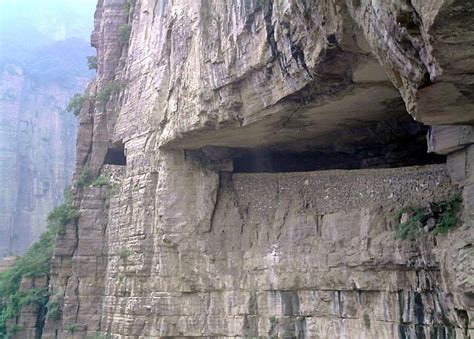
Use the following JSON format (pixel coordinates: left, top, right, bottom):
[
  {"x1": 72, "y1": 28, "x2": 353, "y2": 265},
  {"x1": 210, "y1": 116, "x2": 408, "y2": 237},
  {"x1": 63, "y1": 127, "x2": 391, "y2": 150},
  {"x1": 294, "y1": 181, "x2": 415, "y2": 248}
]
[
  {"x1": 117, "y1": 24, "x2": 132, "y2": 45},
  {"x1": 0, "y1": 224, "x2": 54, "y2": 336},
  {"x1": 118, "y1": 248, "x2": 133, "y2": 261},
  {"x1": 47, "y1": 195, "x2": 79, "y2": 236},
  {"x1": 0, "y1": 191, "x2": 78, "y2": 336},
  {"x1": 96, "y1": 81, "x2": 122, "y2": 104},
  {"x1": 67, "y1": 324, "x2": 78, "y2": 334},
  {"x1": 396, "y1": 195, "x2": 462, "y2": 241},
  {"x1": 92, "y1": 175, "x2": 120, "y2": 198},
  {"x1": 45, "y1": 297, "x2": 61, "y2": 321},
  {"x1": 87, "y1": 55, "x2": 98, "y2": 70},
  {"x1": 66, "y1": 93, "x2": 86, "y2": 116},
  {"x1": 91, "y1": 175, "x2": 112, "y2": 188},
  {"x1": 76, "y1": 169, "x2": 94, "y2": 187}
]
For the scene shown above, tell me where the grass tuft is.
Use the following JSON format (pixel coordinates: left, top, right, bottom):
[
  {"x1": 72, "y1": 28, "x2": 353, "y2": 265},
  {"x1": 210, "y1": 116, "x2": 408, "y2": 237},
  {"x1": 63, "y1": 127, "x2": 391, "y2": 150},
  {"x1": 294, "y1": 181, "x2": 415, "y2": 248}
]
[{"x1": 395, "y1": 194, "x2": 462, "y2": 241}]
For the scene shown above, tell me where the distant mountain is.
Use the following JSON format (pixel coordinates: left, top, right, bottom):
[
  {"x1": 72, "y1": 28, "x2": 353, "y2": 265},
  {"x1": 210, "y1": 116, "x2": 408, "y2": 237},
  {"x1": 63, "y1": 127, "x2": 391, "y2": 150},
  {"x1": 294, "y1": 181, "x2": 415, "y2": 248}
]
[
  {"x1": 0, "y1": 0, "x2": 97, "y2": 76},
  {"x1": 0, "y1": 0, "x2": 97, "y2": 257},
  {"x1": 25, "y1": 38, "x2": 95, "y2": 87}
]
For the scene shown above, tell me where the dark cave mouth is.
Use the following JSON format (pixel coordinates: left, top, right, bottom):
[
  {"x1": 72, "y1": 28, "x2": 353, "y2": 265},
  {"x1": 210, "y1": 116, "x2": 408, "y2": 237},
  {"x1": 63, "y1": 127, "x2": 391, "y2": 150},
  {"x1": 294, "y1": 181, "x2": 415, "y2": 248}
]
[
  {"x1": 232, "y1": 143, "x2": 446, "y2": 173},
  {"x1": 193, "y1": 117, "x2": 446, "y2": 173},
  {"x1": 104, "y1": 142, "x2": 127, "y2": 166}
]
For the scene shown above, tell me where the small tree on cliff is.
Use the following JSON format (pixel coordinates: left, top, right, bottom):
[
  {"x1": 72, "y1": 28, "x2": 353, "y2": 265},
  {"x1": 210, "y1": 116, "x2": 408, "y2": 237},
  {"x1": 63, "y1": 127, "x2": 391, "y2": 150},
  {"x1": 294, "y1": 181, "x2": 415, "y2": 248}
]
[
  {"x1": 117, "y1": 24, "x2": 132, "y2": 45},
  {"x1": 66, "y1": 94, "x2": 86, "y2": 117},
  {"x1": 87, "y1": 56, "x2": 98, "y2": 70}
]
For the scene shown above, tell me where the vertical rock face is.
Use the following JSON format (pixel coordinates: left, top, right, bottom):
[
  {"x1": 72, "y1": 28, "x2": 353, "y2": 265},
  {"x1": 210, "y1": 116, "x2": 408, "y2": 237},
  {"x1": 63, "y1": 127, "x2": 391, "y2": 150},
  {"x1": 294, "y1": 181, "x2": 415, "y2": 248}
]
[
  {"x1": 44, "y1": 0, "x2": 473, "y2": 338},
  {"x1": 0, "y1": 66, "x2": 78, "y2": 257},
  {"x1": 0, "y1": 1, "x2": 96, "y2": 258}
]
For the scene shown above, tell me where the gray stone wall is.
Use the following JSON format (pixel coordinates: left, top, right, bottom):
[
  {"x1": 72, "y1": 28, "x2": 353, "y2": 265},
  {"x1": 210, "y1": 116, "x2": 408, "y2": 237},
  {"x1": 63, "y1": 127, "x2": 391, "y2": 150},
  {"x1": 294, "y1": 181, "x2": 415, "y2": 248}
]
[{"x1": 42, "y1": 0, "x2": 474, "y2": 337}]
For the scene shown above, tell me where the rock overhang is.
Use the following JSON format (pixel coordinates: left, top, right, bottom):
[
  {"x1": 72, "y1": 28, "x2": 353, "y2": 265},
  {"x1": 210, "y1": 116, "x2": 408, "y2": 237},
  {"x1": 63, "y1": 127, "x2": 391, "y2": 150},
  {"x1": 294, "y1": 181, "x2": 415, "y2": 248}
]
[
  {"x1": 160, "y1": 81, "x2": 406, "y2": 151},
  {"x1": 146, "y1": 0, "x2": 473, "y2": 154},
  {"x1": 38, "y1": 0, "x2": 474, "y2": 337}
]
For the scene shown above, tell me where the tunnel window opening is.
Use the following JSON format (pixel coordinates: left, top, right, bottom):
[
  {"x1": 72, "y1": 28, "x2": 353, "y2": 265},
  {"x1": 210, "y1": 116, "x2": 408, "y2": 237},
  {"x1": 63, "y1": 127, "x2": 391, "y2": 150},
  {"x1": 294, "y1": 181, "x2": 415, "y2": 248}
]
[
  {"x1": 232, "y1": 119, "x2": 446, "y2": 173},
  {"x1": 104, "y1": 141, "x2": 126, "y2": 165},
  {"x1": 233, "y1": 148, "x2": 445, "y2": 173}
]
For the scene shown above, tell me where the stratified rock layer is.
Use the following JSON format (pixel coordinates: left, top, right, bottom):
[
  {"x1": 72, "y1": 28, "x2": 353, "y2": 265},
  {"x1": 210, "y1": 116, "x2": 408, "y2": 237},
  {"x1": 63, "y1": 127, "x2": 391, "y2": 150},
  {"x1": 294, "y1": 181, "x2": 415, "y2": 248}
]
[
  {"x1": 100, "y1": 164, "x2": 467, "y2": 338},
  {"x1": 43, "y1": 0, "x2": 473, "y2": 338}
]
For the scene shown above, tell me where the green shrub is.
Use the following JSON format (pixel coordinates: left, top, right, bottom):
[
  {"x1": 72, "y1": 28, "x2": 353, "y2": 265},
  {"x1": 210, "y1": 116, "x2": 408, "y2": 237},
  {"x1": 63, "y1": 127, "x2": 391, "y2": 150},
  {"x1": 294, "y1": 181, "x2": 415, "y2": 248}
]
[
  {"x1": 118, "y1": 248, "x2": 133, "y2": 261},
  {"x1": 432, "y1": 195, "x2": 462, "y2": 235},
  {"x1": 67, "y1": 324, "x2": 78, "y2": 334},
  {"x1": 396, "y1": 206, "x2": 427, "y2": 241},
  {"x1": 75, "y1": 173, "x2": 121, "y2": 199},
  {"x1": 47, "y1": 196, "x2": 79, "y2": 234},
  {"x1": 0, "y1": 187, "x2": 81, "y2": 336},
  {"x1": 91, "y1": 175, "x2": 111, "y2": 188},
  {"x1": 46, "y1": 298, "x2": 61, "y2": 320},
  {"x1": 106, "y1": 183, "x2": 120, "y2": 198},
  {"x1": 91, "y1": 175, "x2": 120, "y2": 198},
  {"x1": 18, "y1": 287, "x2": 49, "y2": 306},
  {"x1": 363, "y1": 313, "x2": 371, "y2": 329},
  {"x1": 9, "y1": 324, "x2": 24, "y2": 335},
  {"x1": 45, "y1": 288, "x2": 63, "y2": 321},
  {"x1": 0, "y1": 226, "x2": 56, "y2": 336},
  {"x1": 66, "y1": 93, "x2": 85, "y2": 116},
  {"x1": 117, "y1": 24, "x2": 132, "y2": 45},
  {"x1": 395, "y1": 194, "x2": 462, "y2": 241},
  {"x1": 96, "y1": 81, "x2": 121, "y2": 104},
  {"x1": 76, "y1": 169, "x2": 93, "y2": 188},
  {"x1": 87, "y1": 56, "x2": 98, "y2": 70},
  {"x1": 94, "y1": 332, "x2": 112, "y2": 339},
  {"x1": 268, "y1": 315, "x2": 278, "y2": 337}
]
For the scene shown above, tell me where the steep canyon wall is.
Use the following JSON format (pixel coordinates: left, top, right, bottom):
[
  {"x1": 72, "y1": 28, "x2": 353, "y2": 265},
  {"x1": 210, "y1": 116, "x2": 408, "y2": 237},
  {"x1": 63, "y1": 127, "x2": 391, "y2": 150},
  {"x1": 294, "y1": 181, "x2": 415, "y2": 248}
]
[
  {"x1": 36, "y1": 0, "x2": 474, "y2": 338},
  {"x1": 0, "y1": 0, "x2": 96, "y2": 258},
  {"x1": 0, "y1": 66, "x2": 79, "y2": 257}
]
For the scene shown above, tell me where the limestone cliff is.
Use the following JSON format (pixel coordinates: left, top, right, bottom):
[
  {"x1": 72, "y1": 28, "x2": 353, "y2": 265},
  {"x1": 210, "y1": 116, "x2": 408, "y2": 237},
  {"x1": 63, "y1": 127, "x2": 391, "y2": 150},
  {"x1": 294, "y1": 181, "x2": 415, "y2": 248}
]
[
  {"x1": 0, "y1": 1, "x2": 96, "y2": 258},
  {"x1": 40, "y1": 0, "x2": 474, "y2": 338},
  {"x1": 0, "y1": 64, "x2": 79, "y2": 258}
]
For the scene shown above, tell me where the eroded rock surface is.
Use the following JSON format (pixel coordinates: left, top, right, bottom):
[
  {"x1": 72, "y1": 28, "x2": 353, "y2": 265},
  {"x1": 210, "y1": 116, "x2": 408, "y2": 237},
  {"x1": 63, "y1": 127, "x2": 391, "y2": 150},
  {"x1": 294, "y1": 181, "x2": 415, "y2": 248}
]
[{"x1": 41, "y1": 0, "x2": 473, "y2": 338}]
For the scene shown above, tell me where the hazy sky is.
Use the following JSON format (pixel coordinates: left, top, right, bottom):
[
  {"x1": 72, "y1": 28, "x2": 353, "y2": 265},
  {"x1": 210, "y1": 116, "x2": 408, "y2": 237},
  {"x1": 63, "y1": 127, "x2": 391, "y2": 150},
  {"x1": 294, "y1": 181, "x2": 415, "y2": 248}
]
[
  {"x1": 0, "y1": 0, "x2": 97, "y2": 42},
  {"x1": 0, "y1": 0, "x2": 97, "y2": 80}
]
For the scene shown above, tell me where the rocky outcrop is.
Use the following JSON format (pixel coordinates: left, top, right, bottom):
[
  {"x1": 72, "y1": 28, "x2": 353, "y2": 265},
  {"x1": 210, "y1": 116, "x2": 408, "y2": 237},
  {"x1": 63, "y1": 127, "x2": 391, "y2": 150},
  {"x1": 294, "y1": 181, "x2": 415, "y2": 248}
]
[{"x1": 43, "y1": 0, "x2": 473, "y2": 338}]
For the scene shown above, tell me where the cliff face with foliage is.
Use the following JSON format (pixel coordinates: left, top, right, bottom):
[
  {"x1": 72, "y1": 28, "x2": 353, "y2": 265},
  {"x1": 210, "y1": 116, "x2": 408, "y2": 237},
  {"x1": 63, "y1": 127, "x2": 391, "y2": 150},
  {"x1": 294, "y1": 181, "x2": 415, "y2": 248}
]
[
  {"x1": 0, "y1": 0, "x2": 96, "y2": 258},
  {"x1": 28, "y1": 0, "x2": 474, "y2": 337}
]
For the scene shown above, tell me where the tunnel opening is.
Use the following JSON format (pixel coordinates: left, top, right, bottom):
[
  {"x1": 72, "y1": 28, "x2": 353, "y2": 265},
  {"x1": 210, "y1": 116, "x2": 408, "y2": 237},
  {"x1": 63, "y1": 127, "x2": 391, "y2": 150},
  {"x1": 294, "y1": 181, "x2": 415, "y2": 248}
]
[
  {"x1": 104, "y1": 141, "x2": 127, "y2": 166},
  {"x1": 231, "y1": 117, "x2": 446, "y2": 173}
]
